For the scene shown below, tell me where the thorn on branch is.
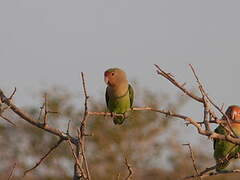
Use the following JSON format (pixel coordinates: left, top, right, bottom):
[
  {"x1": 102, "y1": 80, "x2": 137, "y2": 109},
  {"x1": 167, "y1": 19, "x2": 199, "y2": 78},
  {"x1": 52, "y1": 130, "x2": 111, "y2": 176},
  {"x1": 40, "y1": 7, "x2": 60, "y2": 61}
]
[
  {"x1": 38, "y1": 103, "x2": 45, "y2": 121},
  {"x1": 181, "y1": 83, "x2": 186, "y2": 87},
  {"x1": 8, "y1": 87, "x2": 17, "y2": 100},
  {"x1": 37, "y1": 93, "x2": 58, "y2": 126}
]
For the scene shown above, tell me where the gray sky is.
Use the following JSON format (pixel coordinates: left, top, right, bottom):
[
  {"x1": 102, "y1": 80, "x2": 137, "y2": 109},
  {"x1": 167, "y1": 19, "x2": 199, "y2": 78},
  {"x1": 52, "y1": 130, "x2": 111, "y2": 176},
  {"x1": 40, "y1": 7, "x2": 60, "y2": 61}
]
[{"x1": 1, "y1": 0, "x2": 240, "y2": 155}]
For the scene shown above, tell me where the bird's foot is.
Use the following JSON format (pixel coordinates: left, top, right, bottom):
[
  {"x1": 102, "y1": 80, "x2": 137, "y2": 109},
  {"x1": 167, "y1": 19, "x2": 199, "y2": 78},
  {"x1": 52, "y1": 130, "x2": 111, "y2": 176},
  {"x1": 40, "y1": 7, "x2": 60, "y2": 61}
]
[
  {"x1": 110, "y1": 112, "x2": 116, "y2": 118},
  {"x1": 234, "y1": 153, "x2": 240, "y2": 159}
]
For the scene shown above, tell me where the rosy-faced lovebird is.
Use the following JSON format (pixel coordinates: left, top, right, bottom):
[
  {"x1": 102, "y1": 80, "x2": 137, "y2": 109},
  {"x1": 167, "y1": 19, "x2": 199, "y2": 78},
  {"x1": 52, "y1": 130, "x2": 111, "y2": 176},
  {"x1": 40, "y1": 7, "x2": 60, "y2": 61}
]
[
  {"x1": 214, "y1": 105, "x2": 240, "y2": 172},
  {"x1": 104, "y1": 68, "x2": 134, "y2": 125}
]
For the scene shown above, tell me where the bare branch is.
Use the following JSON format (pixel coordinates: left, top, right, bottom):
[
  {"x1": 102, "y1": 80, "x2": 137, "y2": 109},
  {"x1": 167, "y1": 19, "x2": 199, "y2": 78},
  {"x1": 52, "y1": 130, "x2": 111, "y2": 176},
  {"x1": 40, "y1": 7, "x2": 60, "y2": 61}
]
[
  {"x1": 7, "y1": 163, "x2": 16, "y2": 180},
  {"x1": 124, "y1": 157, "x2": 133, "y2": 180},
  {"x1": 88, "y1": 106, "x2": 240, "y2": 145},
  {"x1": 189, "y1": 64, "x2": 238, "y2": 138},
  {"x1": 81, "y1": 72, "x2": 89, "y2": 128},
  {"x1": 189, "y1": 64, "x2": 211, "y2": 131},
  {"x1": 24, "y1": 138, "x2": 64, "y2": 176},
  {"x1": 182, "y1": 149, "x2": 240, "y2": 179},
  {"x1": 72, "y1": 72, "x2": 91, "y2": 180},
  {"x1": 77, "y1": 130, "x2": 90, "y2": 179},
  {"x1": 154, "y1": 64, "x2": 203, "y2": 103},
  {"x1": 0, "y1": 114, "x2": 16, "y2": 126},
  {"x1": 0, "y1": 89, "x2": 78, "y2": 145},
  {"x1": 182, "y1": 167, "x2": 240, "y2": 179},
  {"x1": 66, "y1": 120, "x2": 71, "y2": 135},
  {"x1": 183, "y1": 143, "x2": 201, "y2": 180},
  {"x1": 77, "y1": 72, "x2": 91, "y2": 180},
  {"x1": 202, "y1": 99, "x2": 211, "y2": 132},
  {"x1": 67, "y1": 140, "x2": 86, "y2": 179},
  {"x1": 2, "y1": 65, "x2": 240, "y2": 180},
  {"x1": 43, "y1": 93, "x2": 48, "y2": 125}
]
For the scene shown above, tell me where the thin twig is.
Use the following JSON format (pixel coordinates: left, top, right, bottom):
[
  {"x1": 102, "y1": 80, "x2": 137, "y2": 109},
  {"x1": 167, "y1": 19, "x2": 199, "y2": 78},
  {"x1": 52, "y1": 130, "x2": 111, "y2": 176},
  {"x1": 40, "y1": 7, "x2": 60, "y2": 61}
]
[
  {"x1": 0, "y1": 89, "x2": 77, "y2": 144},
  {"x1": 43, "y1": 93, "x2": 48, "y2": 125},
  {"x1": 81, "y1": 72, "x2": 89, "y2": 128},
  {"x1": 189, "y1": 64, "x2": 238, "y2": 138},
  {"x1": 188, "y1": 64, "x2": 211, "y2": 131},
  {"x1": 181, "y1": 165, "x2": 215, "y2": 180},
  {"x1": 154, "y1": 64, "x2": 203, "y2": 103},
  {"x1": 182, "y1": 151, "x2": 240, "y2": 179},
  {"x1": 124, "y1": 157, "x2": 133, "y2": 180},
  {"x1": 38, "y1": 103, "x2": 45, "y2": 121},
  {"x1": 8, "y1": 87, "x2": 17, "y2": 100},
  {"x1": 183, "y1": 143, "x2": 201, "y2": 180},
  {"x1": 0, "y1": 114, "x2": 16, "y2": 126},
  {"x1": 7, "y1": 163, "x2": 16, "y2": 180},
  {"x1": 88, "y1": 107, "x2": 240, "y2": 145},
  {"x1": 24, "y1": 138, "x2": 64, "y2": 176},
  {"x1": 155, "y1": 63, "x2": 239, "y2": 143},
  {"x1": 67, "y1": 139, "x2": 86, "y2": 179},
  {"x1": 66, "y1": 120, "x2": 71, "y2": 135},
  {"x1": 76, "y1": 72, "x2": 91, "y2": 180},
  {"x1": 204, "y1": 91, "x2": 238, "y2": 137},
  {"x1": 182, "y1": 168, "x2": 240, "y2": 179}
]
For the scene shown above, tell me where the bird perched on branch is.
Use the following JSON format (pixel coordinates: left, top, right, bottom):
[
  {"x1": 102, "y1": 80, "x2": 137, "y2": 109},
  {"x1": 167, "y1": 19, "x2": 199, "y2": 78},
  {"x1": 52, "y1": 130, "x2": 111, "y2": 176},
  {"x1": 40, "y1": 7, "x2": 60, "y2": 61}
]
[
  {"x1": 104, "y1": 68, "x2": 134, "y2": 125},
  {"x1": 214, "y1": 105, "x2": 240, "y2": 172}
]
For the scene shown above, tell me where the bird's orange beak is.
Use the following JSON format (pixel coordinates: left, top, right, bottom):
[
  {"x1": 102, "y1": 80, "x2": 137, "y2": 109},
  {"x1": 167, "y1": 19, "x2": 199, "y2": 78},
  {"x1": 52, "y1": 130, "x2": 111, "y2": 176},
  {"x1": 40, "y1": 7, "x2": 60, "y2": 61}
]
[
  {"x1": 104, "y1": 76, "x2": 109, "y2": 85},
  {"x1": 104, "y1": 71, "x2": 109, "y2": 85}
]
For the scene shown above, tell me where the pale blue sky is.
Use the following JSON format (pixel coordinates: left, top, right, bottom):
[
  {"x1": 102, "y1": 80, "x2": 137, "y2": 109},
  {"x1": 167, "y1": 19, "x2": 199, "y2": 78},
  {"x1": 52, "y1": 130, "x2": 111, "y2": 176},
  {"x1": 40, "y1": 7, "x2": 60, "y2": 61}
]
[{"x1": 1, "y1": 0, "x2": 240, "y2": 157}]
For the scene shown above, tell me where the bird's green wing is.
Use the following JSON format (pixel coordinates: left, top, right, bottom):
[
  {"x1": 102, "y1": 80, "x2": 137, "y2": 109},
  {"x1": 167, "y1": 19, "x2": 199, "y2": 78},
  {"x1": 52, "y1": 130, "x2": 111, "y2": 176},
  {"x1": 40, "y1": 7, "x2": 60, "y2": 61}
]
[
  {"x1": 214, "y1": 127, "x2": 220, "y2": 150},
  {"x1": 214, "y1": 125, "x2": 233, "y2": 171},
  {"x1": 128, "y1": 84, "x2": 134, "y2": 108},
  {"x1": 105, "y1": 87, "x2": 110, "y2": 108},
  {"x1": 214, "y1": 125, "x2": 226, "y2": 150}
]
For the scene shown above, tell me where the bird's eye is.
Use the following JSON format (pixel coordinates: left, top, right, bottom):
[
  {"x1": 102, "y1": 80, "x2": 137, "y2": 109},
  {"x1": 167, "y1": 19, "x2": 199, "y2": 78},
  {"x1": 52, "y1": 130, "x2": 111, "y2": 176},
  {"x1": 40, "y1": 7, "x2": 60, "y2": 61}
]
[{"x1": 111, "y1": 72, "x2": 114, "y2": 76}]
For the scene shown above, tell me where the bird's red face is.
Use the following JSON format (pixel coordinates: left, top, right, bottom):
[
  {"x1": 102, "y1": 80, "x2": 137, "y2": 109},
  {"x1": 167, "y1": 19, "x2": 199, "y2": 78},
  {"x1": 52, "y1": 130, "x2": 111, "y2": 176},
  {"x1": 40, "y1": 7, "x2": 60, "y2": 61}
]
[
  {"x1": 104, "y1": 68, "x2": 127, "y2": 87},
  {"x1": 224, "y1": 105, "x2": 240, "y2": 122},
  {"x1": 104, "y1": 70, "x2": 116, "y2": 86}
]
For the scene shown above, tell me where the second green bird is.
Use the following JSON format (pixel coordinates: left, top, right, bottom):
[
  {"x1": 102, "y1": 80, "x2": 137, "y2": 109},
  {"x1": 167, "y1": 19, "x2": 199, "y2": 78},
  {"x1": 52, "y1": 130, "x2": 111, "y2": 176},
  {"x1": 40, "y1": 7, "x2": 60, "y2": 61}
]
[
  {"x1": 104, "y1": 68, "x2": 134, "y2": 125},
  {"x1": 214, "y1": 105, "x2": 240, "y2": 172}
]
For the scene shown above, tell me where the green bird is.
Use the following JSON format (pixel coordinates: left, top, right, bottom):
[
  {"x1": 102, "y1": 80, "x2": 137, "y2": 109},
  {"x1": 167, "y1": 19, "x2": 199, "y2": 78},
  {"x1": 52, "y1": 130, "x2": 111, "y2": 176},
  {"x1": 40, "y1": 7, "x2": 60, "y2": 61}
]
[
  {"x1": 104, "y1": 68, "x2": 134, "y2": 125},
  {"x1": 214, "y1": 105, "x2": 240, "y2": 172}
]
